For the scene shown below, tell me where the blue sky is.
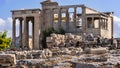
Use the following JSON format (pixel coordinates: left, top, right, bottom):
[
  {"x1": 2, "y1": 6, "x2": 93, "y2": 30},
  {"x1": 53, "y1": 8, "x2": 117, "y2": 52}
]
[{"x1": 0, "y1": 0, "x2": 120, "y2": 38}]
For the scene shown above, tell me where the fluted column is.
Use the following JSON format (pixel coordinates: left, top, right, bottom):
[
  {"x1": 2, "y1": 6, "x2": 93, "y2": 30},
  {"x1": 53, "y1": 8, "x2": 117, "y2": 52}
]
[
  {"x1": 92, "y1": 17, "x2": 94, "y2": 28},
  {"x1": 82, "y1": 6, "x2": 86, "y2": 31},
  {"x1": 74, "y1": 7, "x2": 77, "y2": 23},
  {"x1": 66, "y1": 8, "x2": 69, "y2": 32},
  {"x1": 103, "y1": 19, "x2": 105, "y2": 29},
  {"x1": 106, "y1": 19, "x2": 108, "y2": 30},
  {"x1": 23, "y1": 17, "x2": 28, "y2": 49},
  {"x1": 74, "y1": 7, "x2": 77, "y2": 32},
  {"x1": 26, "y1": 19, "x2": 29, "y2": 49},
  {"x1": 34, "y1": 16, "x2": 40, "y2": 49},
  {"x1": 99, "y1": 15, "x2": 101, "y2": 29},
  {"x1": 51, "y1": 9, "x2": 53, "y2": 27},
  {"x1": 58, "y1": 8, "x2": 61, "y2": 28},
  {"x1": 19, "y1": 18, "x2": 23, "y2": 48},
  {"x1": 12, "y1": 17, "x2": 16, "y2": 48},
  {"x1": 32, "y1": 21, "x2": 34, "y2": 49}
]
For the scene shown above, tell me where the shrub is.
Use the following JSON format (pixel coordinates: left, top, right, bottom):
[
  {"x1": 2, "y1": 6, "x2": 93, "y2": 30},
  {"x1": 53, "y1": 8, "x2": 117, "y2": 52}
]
[{"x1": 0, "y1": 31, "x2": 11, "y2": 50}]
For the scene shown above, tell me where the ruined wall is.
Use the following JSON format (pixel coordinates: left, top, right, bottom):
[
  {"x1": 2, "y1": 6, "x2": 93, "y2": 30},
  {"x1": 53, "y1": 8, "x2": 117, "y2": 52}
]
[
  {"x1": 100, "y1": 17, "x2": 112, "y2": 39},
  {"x1": 69, "y1": 22, "x2": 76, "y2": 33},
  {"x1": 86, "y1": 28, "x2": 100, "y2": 36},
  {"x1": 43, "y1": 9, "x2": 53, "y2": 29},
  {"x1": 100, "y1": 29, "x2": 108, "y2": 38},
  {"x1": 41, "y1": 1, "x2": 59, "y2": 30}
]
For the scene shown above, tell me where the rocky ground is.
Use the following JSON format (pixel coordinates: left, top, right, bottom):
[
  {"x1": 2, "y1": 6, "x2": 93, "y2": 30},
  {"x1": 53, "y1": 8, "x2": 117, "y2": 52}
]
[{"x1": 0, "y1": 47, "x2": 120, "y2": 68}]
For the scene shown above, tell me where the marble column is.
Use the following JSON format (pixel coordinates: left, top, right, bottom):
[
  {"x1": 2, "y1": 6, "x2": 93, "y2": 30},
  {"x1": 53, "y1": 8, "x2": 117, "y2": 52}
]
[
  {"x1": 19, "y1": 18, "x2": 23, "y2": 48},
  {"x1": 86, "y1": 17, "x2": 88, "y2": 28},
  {"x1": 111, "y1": 17, "x2": 114, "y2": 38},
  {"x1": 105, "y1": 19, "x2": 107, "y2": 29},
  {"x1": 23, "y1": 17, "x2": 28, "y2": 49},
  {"x1": 51, "y1": 9, "x2": 54, "y2": 28},
  {"x1": 106, "y1": 19, "x2": 108, "y2": 30},
  {"x1": 82, "y1": 6, "x2": 86, "y2": 31},
  {"x1": 34, "y1": 16, "x2": 40, "y2": 49},
  {"x1": 92, "y1": 17, "x2": 94, "y2": 28},
  {"x1": 103, "y1": 18, "x2": 105, "y2": 29},
  {"x1": 58, "y1": 8, "x2": 61, "y2": 28},
  {"x1": 66, "y1": 8, "x2": 69, "y2": 32},
  {"x1": 99, "y1": 16, "x2": 101, "y2": 29},
  {"x1": 12, "y1": 17, "x2": 16, "y2": 48},
  {"x1": 74, "y1": 7, "x2": 77, "y2": 23},
  {"x1": 26, "y1": 20, "x2": 29, "y2": 49},
  {"x1": 104, "y1": 19, "x2": 106, "y2": 29},
  {"x1": 101, "y1": 18, "x2": 103, "y2": 29},
  {"x1": 32, "y1": 21, "x2": 34, "y2": 49},
  {"x1": 74, "y1": 7, "x2": 77, "y2": 32}
]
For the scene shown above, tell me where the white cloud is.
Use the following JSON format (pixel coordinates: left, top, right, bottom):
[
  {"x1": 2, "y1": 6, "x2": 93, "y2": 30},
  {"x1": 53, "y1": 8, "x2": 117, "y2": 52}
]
[
  {"x1": 0, "y1": 18, "x2": 5, "y2": 26},
  {"x1": 7, "y1": 17, "x2": 12, "y2": 23},
  {"x1": 114, "y1": 16, "x2": 120, "y2": 27},
  {"x1": 114, "y1": 33, "x2": 120, "y2": 38},
  {"x1": 113, "y1": 16, "x2": 120, "y2": 38},
  {"x1": 114, "y1": 16, "x2": 120, "y2": 22},
  {"x1": 0, "y1": 17, "x2": 13, "y2": 37}
]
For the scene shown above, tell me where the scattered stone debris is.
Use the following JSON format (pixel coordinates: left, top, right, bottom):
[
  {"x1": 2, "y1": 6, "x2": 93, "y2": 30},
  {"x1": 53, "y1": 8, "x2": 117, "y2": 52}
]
[
  {"x1": 0, "y1": 47, "x2": 120, "y2": 68},
  {"x1": 0, "y1": 54, "x2": 16, "y2": 67},
  {"x1": 85, "y1": 47, "x2": 108, "y2": 54},
  {"x1": 46, "y1": 33, "x2": 82, "y2": 47},
  {"x1": 0, "y1": 33, "x2": 119, "y2": 68}
]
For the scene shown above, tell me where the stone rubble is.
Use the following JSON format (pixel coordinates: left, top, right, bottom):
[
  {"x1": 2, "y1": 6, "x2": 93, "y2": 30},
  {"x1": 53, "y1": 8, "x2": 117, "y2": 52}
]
[
  {"x1": 0, "y1": 34, "x2": 119, "y2": 68},
  {"x1": 85, "y1": 47, "x2": 108, "y2": 54},
  {"x1": 46, "y1": 33, "x2": 82, "y2": 47},
  {"x1": 0, "y1": 54, "x2": 16, "y2": 67},
  {"x1": 0, "y1": 47, "x2": 120, "y2": 68}
]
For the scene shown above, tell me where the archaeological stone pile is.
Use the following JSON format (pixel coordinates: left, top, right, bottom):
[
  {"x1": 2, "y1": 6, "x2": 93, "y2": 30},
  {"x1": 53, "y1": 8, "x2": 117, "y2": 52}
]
[
  {"x1": 46, "y1": 33, "x2": 82, "y2": 47},
  {"x1": 0, "y1": 47, "x2": 120, "y2": 68},
  {"x1": 0, "y1": 33, "x2": 120, "y2": 68}
]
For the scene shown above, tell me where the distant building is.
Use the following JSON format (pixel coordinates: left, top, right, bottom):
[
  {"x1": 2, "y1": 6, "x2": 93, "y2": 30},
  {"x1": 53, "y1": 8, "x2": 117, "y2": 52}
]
[{"x1": 11, "y1": 0, "x2": 114, "y2": 49}]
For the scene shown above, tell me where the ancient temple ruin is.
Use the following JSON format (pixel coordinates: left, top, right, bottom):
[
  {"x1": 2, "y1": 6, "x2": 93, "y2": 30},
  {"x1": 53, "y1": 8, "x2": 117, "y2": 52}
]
[{"x1": 11, "y1": 0, "x2": 114, "y2": 49}]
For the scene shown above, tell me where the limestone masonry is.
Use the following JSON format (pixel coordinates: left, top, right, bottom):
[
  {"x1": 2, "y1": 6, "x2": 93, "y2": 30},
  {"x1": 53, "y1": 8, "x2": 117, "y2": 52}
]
[
  {"x1": 1, "y1": 48, "x2": 120, "y2": 68},
  {"x1": 11, "y1": 0, "x2": 113, "y2": 49}
]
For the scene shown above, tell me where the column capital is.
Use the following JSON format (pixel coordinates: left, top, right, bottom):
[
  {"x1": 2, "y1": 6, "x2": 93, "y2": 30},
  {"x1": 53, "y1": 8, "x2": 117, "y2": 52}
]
[
  {"x1": 23, "y1": 16, "x2": 27, "y2": 23},
  {"x1": 12, "y1": 17, "x2": 16, "y2": 22},
  {"x1": 18, "y1": 17, "x2": 23, "y2": 21},
  {"x1": 59, "y1": 7, "x2": 62, "y2": 10},
  {"x1": 22, "y1": 16, "x2": 26, "y2": 19},
  {"x1": 74, "y1": 7, "x2": 77, "y2": 9}
]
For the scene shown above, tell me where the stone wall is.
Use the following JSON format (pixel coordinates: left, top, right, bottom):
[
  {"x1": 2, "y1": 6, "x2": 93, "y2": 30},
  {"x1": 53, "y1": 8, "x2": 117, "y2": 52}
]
[
  {"x1": 46, "y1": 33, "x2": 82, "y2": 47},
  {"x1": 0, "y1": 54, "x2": 16, "y2": 67},
  {"x1": 0, "y1": 48, "x2": 120, "y2": 68}
]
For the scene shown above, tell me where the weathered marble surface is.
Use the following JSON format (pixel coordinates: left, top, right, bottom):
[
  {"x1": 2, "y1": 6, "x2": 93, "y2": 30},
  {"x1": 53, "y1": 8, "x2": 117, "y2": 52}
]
[{"x1": 0, "y1": 48, "x2": 120, "y2": 68}]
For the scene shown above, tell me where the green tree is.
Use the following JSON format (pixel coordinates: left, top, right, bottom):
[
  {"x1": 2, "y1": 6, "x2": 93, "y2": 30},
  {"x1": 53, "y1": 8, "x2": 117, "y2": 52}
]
[{"x1": 0, "y1": 31, "x2": 11, "y2": 50}]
